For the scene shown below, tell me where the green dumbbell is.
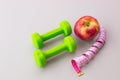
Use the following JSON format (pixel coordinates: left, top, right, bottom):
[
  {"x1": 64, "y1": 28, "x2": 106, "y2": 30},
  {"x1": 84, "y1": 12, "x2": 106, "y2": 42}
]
[
  {"x1": 34, "y1": 36, "x2": 77, "y2": 67},
  {"x1": 32, "y1": 20, "x2": 72, "y2": 48}
]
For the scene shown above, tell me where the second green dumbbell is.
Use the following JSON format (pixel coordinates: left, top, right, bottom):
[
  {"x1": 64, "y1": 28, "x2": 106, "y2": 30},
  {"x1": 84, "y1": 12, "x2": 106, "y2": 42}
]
[
  {"x1": 34, "y1": 36, "x2": 77, "y2": 67},
  {"x1": 32, "y1": 20, "x2": 72, "y2": 48}
]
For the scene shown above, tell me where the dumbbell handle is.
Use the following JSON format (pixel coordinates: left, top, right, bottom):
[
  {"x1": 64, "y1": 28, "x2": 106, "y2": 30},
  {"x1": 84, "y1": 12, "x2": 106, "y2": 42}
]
[
  {"x1": 44, "y1": 43, "x2": 66, "y2": 59},
  {"x1": 42, "y1": 27, "x2": 63, "y2": 41}
]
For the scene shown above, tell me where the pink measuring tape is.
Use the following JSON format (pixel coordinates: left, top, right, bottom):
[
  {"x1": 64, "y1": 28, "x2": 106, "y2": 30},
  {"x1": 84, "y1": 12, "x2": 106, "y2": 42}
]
[{"x1": 71, "y1": 26, "x2": 106, "y2": 76}]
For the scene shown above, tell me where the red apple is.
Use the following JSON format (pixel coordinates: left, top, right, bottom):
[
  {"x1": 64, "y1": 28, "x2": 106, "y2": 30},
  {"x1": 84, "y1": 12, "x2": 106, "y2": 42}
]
[{"x1": 74, "y1": 16, "x2": 100, "y2": 40}]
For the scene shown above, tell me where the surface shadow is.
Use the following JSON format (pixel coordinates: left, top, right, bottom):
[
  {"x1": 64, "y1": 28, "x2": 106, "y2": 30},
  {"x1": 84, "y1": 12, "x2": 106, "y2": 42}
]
[{"x1": 42, "y1": 35, "x2": 64, "y2": 51}]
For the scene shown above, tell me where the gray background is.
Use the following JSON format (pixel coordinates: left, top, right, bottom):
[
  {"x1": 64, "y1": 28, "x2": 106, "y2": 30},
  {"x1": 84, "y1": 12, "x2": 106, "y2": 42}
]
[{"x1": 0, "y1": 0, "x2": 120, "y2": 80}]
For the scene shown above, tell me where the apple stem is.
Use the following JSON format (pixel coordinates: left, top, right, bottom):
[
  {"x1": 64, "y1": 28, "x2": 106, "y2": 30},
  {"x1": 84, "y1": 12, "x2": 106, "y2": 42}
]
[{"x1": 86, "y1": 22, "x2": 90, "y2": 27}]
